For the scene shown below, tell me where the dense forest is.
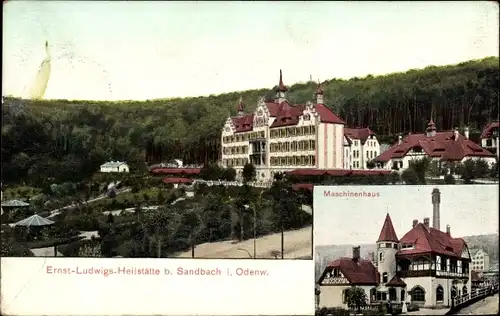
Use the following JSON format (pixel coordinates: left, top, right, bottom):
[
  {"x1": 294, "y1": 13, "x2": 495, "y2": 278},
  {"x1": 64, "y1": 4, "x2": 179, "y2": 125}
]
[{"x1": 2, "y1": 57, "x2": 498, "y2": 186}]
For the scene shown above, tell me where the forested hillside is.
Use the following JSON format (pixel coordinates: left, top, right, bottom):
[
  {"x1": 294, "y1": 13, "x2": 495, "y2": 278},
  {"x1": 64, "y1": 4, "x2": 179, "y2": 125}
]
[{"x1": 2, "y1": 57, "x2": 498, "y2": 186}]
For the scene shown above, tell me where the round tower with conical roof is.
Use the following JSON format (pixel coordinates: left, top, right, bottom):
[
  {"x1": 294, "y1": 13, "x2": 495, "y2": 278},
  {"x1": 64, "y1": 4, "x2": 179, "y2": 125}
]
[{"x1": 376, "y1": 213, "x2": 399, "y2": 285}]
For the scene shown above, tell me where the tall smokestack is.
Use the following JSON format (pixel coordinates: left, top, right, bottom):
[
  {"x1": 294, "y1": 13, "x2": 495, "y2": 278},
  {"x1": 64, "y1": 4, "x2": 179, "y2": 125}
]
[{"x1": 432, "y1": 188, "x2": 441, "y2": 230}]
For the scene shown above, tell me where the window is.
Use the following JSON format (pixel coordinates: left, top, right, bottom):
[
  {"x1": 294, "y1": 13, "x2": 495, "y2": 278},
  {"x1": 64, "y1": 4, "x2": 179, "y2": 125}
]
[
  {"x1": 382, "y1": 272, "x2": 388, "y2": 283},
  {"x1": 389, "y1": 288, "x2": 397, "y2": 301},
  {"x1": 411, "y1": 286, "x2": 425, "y2": 302},
  {"x1": 379, "y1": 252, "x2": 384, "y2": 262},
  {"x1": 401, "y1": 290, "x2": 405, "y2": 302},
  {"x1": 486, "y1": 139, "x2": 493, "y2": 147},
  {"x1": 462, "y1": 286, "x2": 467, "y2": 295},
  {"x1": 436, "y1": 285, "x2": 444, "y2": 302}
]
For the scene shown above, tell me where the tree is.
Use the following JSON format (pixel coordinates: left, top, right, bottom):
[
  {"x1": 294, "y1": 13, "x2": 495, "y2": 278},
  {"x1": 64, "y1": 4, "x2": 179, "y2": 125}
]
[
  {"x1": 78, "y1": 243, "x2": 101, "y2": 257},
  {"x1": 458, "y1": 160, "x2": 475, "y2": 183},
  {"x1": 401, "y1": 169, "x2": 419, "y2": 185},
  {"x1": 181, "y1": 210, "x2": 202, "y2": 258},
  {"x1": 473, "y1": 159, "x2": 490, "y2": 179},
  {"x1": 489, "y1": 162, "x2": 499, "y2": 179},
  {"x1": 242, "y1": 163, "x2": 256, "y2": 183},
  {"x1": 408, "y1": 157, "x2": 431, "y2": 184},
  {"x1": 366, "y1": 160, "x2": 376, "y2": 169},
  {"x1": 444, "y1": 174, "x2": 456, "y2": 184},
  {"x1": 345, "y1": 286, "x2": 368, "y2": 313},
  {"x1": 157, "y1": 190, "x2": 165, "y2": 204},
  {"x1": 389, "y1": 171, "x2": 401, "y2": 184},
  {"x1": 107, "y1": 213, "x2": 115, "y2": 224}
]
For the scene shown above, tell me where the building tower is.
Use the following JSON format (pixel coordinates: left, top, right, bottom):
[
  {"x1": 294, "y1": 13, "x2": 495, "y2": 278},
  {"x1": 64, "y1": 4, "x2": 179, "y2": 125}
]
[
  {"x1": 426, "y1": 119, "x2": 437, "y2": 137},
  {"x1": 275, "y1": 69, "x2": 288, "y2": 104},
  {"x1": 432, "y1": 188, "x2": 441, "y2": 230},
  {"x1": 376, "y1": 213, "x2": 399, "y2": 285},
  {"x1": 315, "y1": 80, "x2": 324, "y2": 105},
  {"x1": 237, "y1": 97, "x2": 244, "y2": 117}
]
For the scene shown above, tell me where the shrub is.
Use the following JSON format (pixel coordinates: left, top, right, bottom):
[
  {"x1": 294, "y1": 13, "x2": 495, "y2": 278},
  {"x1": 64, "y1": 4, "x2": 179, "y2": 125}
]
[
  {"x1": 315, "y1": 307, "x2": 350, "y2": 316},
  {"x1": 407, "y1": 304, "x2": 419, "y2": 312},
  {"x1": 444, "y1": 174, "x2": 456, "y2": 184}
]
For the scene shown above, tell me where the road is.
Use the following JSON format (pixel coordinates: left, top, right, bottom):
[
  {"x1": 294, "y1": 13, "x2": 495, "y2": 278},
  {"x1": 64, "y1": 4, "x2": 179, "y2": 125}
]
[
  {"x1": 456, "y1": 294, "x2": 499, "y2": 315},
  {"x1": 176, "y1": 225, "x2": 312, "y2": 259}
]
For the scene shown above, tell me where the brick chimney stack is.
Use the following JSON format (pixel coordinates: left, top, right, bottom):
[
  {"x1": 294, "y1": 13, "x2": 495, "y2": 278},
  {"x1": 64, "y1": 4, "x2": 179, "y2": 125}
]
[
  {"x1": 432, "y1": 188, "x2": 441, "y2": 230},
  {"x1": 446, "y1": 225, "x2": 451, "y2": 236},
  {"x1": 412, "y1": 219, "x2": 418, "y2": 228},
  {"x1": 352, "y1": 246, "x2": 361, "y2": 262},
  {"x1": 423, "y1": 217, "x2": 430, "y2": 230}
]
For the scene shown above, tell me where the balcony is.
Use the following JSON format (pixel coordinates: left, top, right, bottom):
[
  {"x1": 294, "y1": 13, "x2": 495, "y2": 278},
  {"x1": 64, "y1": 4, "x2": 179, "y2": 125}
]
[{"x1": 398, "y1": 270, "x2": 469, "y2": 279}]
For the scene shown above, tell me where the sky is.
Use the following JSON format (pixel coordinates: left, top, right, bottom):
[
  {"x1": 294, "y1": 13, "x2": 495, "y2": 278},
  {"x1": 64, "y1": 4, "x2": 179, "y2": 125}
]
[
  {"x1": 2, "y1": 1, "x2": 499, "y2": 101},
  {"x1": 314, "y1": 185, "x2": 499, "y2": 245}
]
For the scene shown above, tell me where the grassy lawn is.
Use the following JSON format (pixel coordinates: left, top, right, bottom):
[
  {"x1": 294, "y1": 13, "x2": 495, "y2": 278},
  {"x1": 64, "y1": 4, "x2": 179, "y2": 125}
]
[{"x1": 92, "y1": 187, "x2": 168, "y2": 209}]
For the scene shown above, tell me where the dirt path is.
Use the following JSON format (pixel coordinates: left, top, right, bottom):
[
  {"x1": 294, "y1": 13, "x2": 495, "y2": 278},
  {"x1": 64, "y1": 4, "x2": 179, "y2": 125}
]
[{"x1": 176, "y1": 225, "x2": 312, "y2": 259}]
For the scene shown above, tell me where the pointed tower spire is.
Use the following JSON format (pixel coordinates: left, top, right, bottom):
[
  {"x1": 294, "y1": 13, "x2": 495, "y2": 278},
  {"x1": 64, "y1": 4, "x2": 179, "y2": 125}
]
[
  {"x1": 426, "y1": 117, "x2": 437, "y2": 137},
  {"x1": 315, "y1": 80, "x2": 324, "y2": 104},
  {"x1": 237, "y1": 97, "x2": 244, "y2": 117},
  {"x1": 275, "y1": 69, "x2": 287, "y2": 103},
  {"x1": 377, "y1": 213, "x2": 399, "y2": 242}
]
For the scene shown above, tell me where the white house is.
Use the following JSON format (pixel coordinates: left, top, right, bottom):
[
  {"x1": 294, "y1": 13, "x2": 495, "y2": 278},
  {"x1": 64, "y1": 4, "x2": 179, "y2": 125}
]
[
  {"x1": 221, "y1": 70, "x2": 376, "y2": 181},
  {"x1": 373, "y1": 120, "x2": 497, "y2": 171},
  {"x1": 317, "y1": 188, "x2": 472, "y2": 309},
  {"x1": 470, "y1": 248, "x2": 490, "y2": 273},
  {"x1": 480, "y1": 121, "x2": 499, "y2": 157},
  {"x1": 343, "y1": 128, "x2": 380, "y2": 169},
  {"x1": 100, "y1": 161, "x2": 130, "y2": 173}
]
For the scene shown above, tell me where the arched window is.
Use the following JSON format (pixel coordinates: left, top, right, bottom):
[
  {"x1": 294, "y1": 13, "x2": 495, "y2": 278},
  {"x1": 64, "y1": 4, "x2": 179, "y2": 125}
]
[
  {"x1": 436, "y1": 285, "x2": 444, "y2": 303},
  {"x1": 389, "y1": 288, "x2": 397, "y2": 301},
  {"x1": 382, "y1": 272, "x2": 389, "y2": 283},
  {"x1": 462, "y1": 286, "x2": 467, "y2": 295},
  {"x1": 379, "y1": 252, "x2": 384, "y2": 262},
  {"x1": 411, "y1": 286, "x2": 426, "y2": 303},
  {"x1": 370, "y1": 288, "x2": 377, "y2": 301}
]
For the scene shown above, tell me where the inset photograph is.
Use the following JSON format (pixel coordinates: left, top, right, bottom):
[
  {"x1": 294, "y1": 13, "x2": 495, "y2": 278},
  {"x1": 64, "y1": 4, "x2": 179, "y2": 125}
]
[{"x1": 314, "y1": 185, "x2": 498, "y2": 315}]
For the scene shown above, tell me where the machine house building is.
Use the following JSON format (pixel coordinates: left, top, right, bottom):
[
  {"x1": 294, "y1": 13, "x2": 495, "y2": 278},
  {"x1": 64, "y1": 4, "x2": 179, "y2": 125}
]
[
  {"x1": 317, "y1": 188, "x2": 472, "y2": 310},
  {"x1": 220, "y1": 71, "x2": 380, "y2": 181}
]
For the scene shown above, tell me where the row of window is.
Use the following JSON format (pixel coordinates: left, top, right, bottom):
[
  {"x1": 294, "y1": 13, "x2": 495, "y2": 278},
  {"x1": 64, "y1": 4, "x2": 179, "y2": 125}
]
[
  {"x1": 223, "y1": 131, "x2": 266, "y2": 143},
  {"x1": 270, "y1": 140, "x2": 316, "y2": 152},
  {"x1": 270, "y1": 155, "x2": 316, "y2": 166},
  {"x1": 472, "y1": 266, "x2": 484, "y2": 270},
  {"x1": 270, "y1": 125, "x2": 316, "y2": 138},
  {"x1": 222, "y1": 146, "x2": 249, "y2": 155},
  {"x1": 351, "y1": 150, "x2": 378, "y2": 159},
  {"x1": 223, "y1": 158, "x2": 249, "y2": 167}
]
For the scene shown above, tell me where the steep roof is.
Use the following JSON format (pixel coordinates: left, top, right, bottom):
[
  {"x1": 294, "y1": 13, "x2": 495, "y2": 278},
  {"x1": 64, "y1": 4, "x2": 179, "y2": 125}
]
[
  {"x1": 231, "y1": 114, "x2": 254, "y2": 133},
  {"x1": 480, "y1": 121, "x2": 499, "y2": 139},
  {"x1": 344, "y1": 127, "x2": 376, "y2": 144},
  {"x1": 397, "y1": 222, "x2": 467, "y2": 258},
  {"x1": 325, "y1": 258, "x2": 379, "y2": 285},
  {"x1": 377, "y1": 213, "x2": 399, "y2": 242},
  {"x1": 386, "y1": 276, "x2": 406, "y2": 287},
  {"x1": 374, "y1": 131, "x2": 495, "y2": 162}
]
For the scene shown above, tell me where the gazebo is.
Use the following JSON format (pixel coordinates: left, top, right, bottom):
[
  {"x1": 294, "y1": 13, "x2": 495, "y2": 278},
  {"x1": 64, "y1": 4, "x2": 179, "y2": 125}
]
[
  {"x1": 1, "y1": 199, "x2": 30, "y2": 221},
  {"x1": 14, "y1": 213, "x2": 55, "y2": 227}
]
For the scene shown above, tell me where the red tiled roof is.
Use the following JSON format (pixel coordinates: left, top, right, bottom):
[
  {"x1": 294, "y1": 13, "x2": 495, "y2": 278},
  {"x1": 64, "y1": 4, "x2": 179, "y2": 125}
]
[
  {"x1": 292, "y1": 183, "x2": 313, "y2": 191},
  {"x1": 374, "y1": 131, "x2": 495, "y2": 162},
  {"x1": 277, "y1": 69, "x2": 288, "y2": 92},
  {"x1": 480, "y1": 121, "x2": 499, "y2": 139},
  {"x1": 269, "y1": 101, "x2": 305, "y2": 128},
  {"x1": 377, "y1": 213, "x2": 399, "y2": 242},
  {"x1": 314, "y1": 104, "x2": 345, "y2": 124},
  {"x1": 386, "y1": 276, "x2": 406, "y2": 287},
  {"x1": 326, "y1": 258, "x2": 379, "y2": 285},
  {"x1": 286, "y1": 169, "x2": 391, "y2": 177},
  {"x1": 162, "y1": 177, "x2": 193, "y2": 184},
  {"x1": 231, "y1": 114, "x2": 254, "y2": 133},
  {"x1": 397, "y1": 222, "x2": 467, "y2": 258},
  {"x1": 151, "y1": 168, "x2": 201, "y2": 175},
  {"x1": 344, "y1": 127, "x2": 376, "y2": 144}
]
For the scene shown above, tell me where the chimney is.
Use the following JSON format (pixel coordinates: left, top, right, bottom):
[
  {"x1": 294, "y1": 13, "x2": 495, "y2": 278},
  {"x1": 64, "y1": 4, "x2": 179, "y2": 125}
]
[
  {"x1": 454, "y1": 128, "x2": 459, "y2": 141},
  {"x1": 432, "y1": 188, "x2": 441, "y2": 230},
  {"x1": 412, "y1": 219, "x2": 418, "y2": 228},
  {"x1": 423, "y1": 217, "x2": 430, "y2": 230},
  {"x1": 398, "y1": 135, "x2": 403, "y2": 145},
  {"x1": 352, "y1": 246, "x2": 361, "y2": 262},
  {"x1": 446, "y1": 225, "x2": 451, "y2": 236},
  {"x1": 464, "y1": 127, "x2": 469, "y2": 140}
]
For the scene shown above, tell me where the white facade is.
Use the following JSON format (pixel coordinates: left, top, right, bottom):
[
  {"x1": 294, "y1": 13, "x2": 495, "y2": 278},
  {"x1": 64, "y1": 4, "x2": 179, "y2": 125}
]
[
  {"x1": 221, "y1": 82, "x2": 346, "y2": 182},
  {"x1": 344, "y1": 133, "x2": 381, "y2": 169},
  {"x1": 100, "y1": 161, "x2": 130, "y2": 173},
  {"x1": 470, "y1": 249, "x2": 490, "y2": 273},
  {"x1": 319, "y1": 284, "x2": 374, "y2": 309}
]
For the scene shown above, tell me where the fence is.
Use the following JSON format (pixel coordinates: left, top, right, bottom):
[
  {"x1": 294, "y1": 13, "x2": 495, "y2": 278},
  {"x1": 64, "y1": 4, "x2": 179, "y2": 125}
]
[
  {"x1": 446, "y1": 282, "x2": 499, "y2": 315},
  {"x1": 193, "y1": 179, "x2": 274, "y2": 188}
]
